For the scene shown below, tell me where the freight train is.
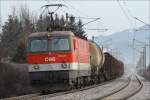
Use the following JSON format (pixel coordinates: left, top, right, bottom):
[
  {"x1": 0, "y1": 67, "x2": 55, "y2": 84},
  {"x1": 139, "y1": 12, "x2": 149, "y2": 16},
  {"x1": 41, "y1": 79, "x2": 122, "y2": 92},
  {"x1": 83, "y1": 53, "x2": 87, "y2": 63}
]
[{"x1": 27, "y1": 31, "x2": 124, "y2": 88}]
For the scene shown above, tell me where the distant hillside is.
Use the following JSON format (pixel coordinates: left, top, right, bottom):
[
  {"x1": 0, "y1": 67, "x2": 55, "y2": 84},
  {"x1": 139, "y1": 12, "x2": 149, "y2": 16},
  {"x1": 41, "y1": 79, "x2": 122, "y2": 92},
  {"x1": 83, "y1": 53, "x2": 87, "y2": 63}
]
[{"x1": 95, "y1": 25, "x2": 150, "y2": 66}]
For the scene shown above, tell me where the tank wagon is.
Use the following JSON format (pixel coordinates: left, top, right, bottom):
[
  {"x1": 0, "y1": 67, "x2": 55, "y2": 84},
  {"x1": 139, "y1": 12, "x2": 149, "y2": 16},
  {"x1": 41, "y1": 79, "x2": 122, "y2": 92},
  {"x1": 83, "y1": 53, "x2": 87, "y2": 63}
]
[{"x1": 27, "y1": 31, "x2": 124, "y2": 88}]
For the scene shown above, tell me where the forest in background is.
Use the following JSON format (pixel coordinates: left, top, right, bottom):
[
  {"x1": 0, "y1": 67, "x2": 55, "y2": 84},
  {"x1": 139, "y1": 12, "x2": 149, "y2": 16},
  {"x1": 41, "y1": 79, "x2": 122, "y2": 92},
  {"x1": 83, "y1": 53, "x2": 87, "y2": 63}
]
[{"x1": 0, "y1": 5, "x2": 86, "y2": 63}]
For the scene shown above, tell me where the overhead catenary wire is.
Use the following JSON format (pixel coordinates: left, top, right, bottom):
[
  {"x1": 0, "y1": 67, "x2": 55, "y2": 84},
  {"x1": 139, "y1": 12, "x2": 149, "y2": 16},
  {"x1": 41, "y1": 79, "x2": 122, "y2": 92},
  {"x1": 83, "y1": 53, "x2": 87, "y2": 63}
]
[
  {"x1": 57, "y1": 3, "x2": 100, "y2": 22},
  {"x1": 58, "y1": 7, "x2": 102, "y2": 28},
  {"x1": 123, "y1": 0, "x2": 134, "y2": 19},
  {"x1": 133, "y1": 17, "x2": 150, "y2": 68},
  {"x1": 61, "y1": 0, "x2": 91, "y2": 18},
  {"x1": 59, "y1": 8, "x2": 101, "y2": 25},
  {"x1": 81, "y1": 18, "x2": 101, "y2": 27},
  {"x1": 41, "y1": 4, "x2": 68, "y2": 14},
  {"x1": 134, "y1": 17, "x2": 150, "y2": 26},
  {"x1": 117, "y1": 0, "x2": 139, "y2": 66},
  {"x1": 84, "y1": 28, "x2": 108, "y2": 31},
  {"x1": 45, "y1": 0, "x2": 103, "y2": 29},
  {"x1": 72, "y1": 16, "x2": 101, "y2": 20},
  {"x1": 116, "y1": 0, "x2": 133, "y2": 27},
  {"x1": 43, "y1": 0, "x2": 106, "y2": 35},
  {"x1": 60, "y1": 8, "x2": 101, "y2": 20},
  {"x1": 61, "y1": 0, "x2": 100, "y2": 21}
]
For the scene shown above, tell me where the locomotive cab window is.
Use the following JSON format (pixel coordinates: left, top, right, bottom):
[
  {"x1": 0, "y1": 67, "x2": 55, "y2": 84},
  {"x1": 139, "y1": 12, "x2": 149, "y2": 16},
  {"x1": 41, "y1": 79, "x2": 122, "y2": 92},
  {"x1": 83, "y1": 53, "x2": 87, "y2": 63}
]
[
  {"x1": 50, "y1": 37, "x2": 71, "y2": 52},
  {"x1": 29, "y1": 38, "x2": 48, "y2": 52}
]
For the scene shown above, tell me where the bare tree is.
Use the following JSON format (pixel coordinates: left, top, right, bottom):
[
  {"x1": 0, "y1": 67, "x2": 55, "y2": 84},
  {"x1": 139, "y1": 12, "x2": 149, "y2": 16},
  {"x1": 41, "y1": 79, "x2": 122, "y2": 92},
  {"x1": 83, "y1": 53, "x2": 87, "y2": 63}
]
[
  {"x1": 19, "y1": 5, "x2": 36, "y2": 42},
  {"x1": 1, "y1": 8, "x2": 22, "y2": 57}
]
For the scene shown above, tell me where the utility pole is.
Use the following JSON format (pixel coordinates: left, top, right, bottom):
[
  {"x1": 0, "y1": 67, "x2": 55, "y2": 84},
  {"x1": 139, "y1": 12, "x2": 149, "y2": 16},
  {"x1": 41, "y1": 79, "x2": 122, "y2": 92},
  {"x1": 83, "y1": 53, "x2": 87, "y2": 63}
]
[
  {"x1": 133, "y1": 17, "x2": 150, "y2": 69},
  {"x1": 130, "y1": 38, "x2": 149, "y2": 75},
  {"x1": 142, "y1": 46, "x2": 146, "y2": 75},
  {"x1": 144, "y1": 46, "x2": 146, "y2": 70},
  {"x1": 137, "y1": 47, "x2": 145, "y2": 76}
]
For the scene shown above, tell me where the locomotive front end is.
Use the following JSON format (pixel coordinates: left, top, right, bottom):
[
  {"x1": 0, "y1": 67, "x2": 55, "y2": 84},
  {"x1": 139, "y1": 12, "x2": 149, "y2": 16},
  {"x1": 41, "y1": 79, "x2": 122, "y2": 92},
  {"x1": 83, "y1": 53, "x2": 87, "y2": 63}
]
[{"x1": 27, "y1": 31, "x2": 77, "y2": 85}]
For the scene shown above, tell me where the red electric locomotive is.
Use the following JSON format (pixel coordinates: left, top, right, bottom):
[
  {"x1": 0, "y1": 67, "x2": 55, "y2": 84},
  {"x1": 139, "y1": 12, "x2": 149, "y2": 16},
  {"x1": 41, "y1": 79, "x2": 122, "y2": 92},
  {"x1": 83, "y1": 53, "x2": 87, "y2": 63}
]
[{"x1": 27, "y1": 31, "x2": 92, "y2": 86}]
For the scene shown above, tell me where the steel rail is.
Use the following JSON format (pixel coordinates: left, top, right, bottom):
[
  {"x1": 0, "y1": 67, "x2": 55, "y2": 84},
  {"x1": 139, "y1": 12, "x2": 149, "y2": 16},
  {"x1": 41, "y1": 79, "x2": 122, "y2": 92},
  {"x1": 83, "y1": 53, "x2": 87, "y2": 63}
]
[
  {"x1": 4, "y1": 78, "x2": 116, "y2": 100},
  {"x1": 94, "y1": 75, "x2": 143, "y2": 100},
  {"x1": 93, "y1": 77, "x2": 131, "y2": 100},
  {"x1": 25, "y1": 79, "x2": 115, "y2": 100},
  {"x1": 124, "y1": 75, "x2": 143, "y2": 100}
]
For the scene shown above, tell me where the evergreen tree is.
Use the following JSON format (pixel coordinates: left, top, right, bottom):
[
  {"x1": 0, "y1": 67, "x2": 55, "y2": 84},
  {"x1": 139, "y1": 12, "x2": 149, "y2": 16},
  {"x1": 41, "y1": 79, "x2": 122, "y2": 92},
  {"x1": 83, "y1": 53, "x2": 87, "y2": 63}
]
[
  {"x1": 54, "y1": 14, "x2": 60, "y2": 27},
  {"x1": 1, "y1": 6, "x2": 36, "y2": 62},
  {"x1": 77, "y1": 19, "x2": 85, "y2": 35},
  {"x1": 1, "y1": 6, "x2": 87, "y2": 63},
  {"x1": 36, "y1": 15, "x2": 45, "y2": 31},
  {"x1": 1, "y1": 15, "x2": 22, "y2": 56},
  {"x1": 12, "y1": 41, "x2": 26, "y2": 63},
  {"x1": 68, "y1": 16, "x2": 77, "y2": 34},
  {"x1": 60, "y1": 15, "x2": 65, "y2": 27},
  {"x1": 19, "y1": 6, "x2": 36, "y2": 38},
  {"x1": 67, "y1": 16, "x2": 87, "y2": 39}
]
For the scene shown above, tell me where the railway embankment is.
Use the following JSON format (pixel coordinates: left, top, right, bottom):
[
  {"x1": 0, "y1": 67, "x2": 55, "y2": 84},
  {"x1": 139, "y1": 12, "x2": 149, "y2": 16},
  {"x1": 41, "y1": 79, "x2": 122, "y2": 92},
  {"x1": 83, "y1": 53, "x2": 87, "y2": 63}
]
[{"x1": 0, "y1": 63, "x2": 32, "y2": 99}]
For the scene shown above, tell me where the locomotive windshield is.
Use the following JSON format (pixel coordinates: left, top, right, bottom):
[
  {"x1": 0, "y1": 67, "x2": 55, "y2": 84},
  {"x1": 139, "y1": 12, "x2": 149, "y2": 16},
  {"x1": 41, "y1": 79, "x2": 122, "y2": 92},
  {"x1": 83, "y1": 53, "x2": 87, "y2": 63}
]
[
  {"x1": 51, "y1": 37, "x2": 70, "y2": 51},
  {"x1": 28, "y1": 36, "x2": 71, "y2": 52},
  {"x1": 30, "y1": 39, "x2": 48, "y2": 52}
]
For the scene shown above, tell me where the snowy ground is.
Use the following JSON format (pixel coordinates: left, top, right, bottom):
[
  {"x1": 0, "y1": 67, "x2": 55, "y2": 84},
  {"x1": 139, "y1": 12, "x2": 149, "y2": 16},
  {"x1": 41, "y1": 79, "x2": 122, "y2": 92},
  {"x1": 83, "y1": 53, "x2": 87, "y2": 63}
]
[
  {"x1": 40, "y1": 75, "x2": 129, "y2": 100},
  {"x1": 128, "y1": 75, "x2": 150, "y2": 100}
]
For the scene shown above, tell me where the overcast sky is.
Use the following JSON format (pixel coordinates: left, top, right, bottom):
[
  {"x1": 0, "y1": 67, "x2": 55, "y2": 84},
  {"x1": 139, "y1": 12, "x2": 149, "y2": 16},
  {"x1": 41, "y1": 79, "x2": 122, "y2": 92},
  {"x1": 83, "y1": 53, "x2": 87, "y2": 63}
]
[{"x1": 1, "y1": 0, "x2": 149, "y2": 38}]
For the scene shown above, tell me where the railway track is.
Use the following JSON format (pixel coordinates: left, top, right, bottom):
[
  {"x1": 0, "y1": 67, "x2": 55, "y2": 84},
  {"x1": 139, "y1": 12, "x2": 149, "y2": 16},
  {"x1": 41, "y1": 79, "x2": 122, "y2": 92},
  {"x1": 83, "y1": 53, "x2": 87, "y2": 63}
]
[
  {"x1": 95, "y1": 75, "x2": 143, "y2": 100},
  {"x1": 2, "y1": 75, "x2": 134, "y2": 100},
  {"x1": 3, "y1": 93, "x2": 40, "y2": 100},
  {"x1": 3, "y1": 79, "x2": 115, "y2": 100}
]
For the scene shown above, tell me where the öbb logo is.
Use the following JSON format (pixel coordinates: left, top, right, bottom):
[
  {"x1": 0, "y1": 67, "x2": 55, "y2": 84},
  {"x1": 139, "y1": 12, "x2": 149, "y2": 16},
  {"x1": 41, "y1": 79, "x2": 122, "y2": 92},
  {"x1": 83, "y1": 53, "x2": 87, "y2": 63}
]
[{"x1": 45, "y1": 57, "x2": 55, "y2": 62}]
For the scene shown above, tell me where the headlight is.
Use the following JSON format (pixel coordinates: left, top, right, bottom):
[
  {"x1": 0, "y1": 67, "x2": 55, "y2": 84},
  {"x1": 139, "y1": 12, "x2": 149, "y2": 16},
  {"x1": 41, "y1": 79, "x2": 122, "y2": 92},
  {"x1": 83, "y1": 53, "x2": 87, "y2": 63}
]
[
  {"x1": 33, "y1": 64, "x2": 39, "y2": 69},
  {"x1": 61, "y1": 63, "x2": 68, "y2": 68}
]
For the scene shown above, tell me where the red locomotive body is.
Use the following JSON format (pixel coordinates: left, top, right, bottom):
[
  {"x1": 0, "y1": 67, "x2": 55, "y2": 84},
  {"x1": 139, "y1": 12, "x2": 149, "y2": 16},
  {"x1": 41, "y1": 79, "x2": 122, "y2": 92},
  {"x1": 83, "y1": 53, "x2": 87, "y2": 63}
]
[
  {"x1": 27, "y1": 31, "x2": 90, "y2": 85},
  {"x1": 28, "y1": 37, "x2": 89, "y2": 65}
]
